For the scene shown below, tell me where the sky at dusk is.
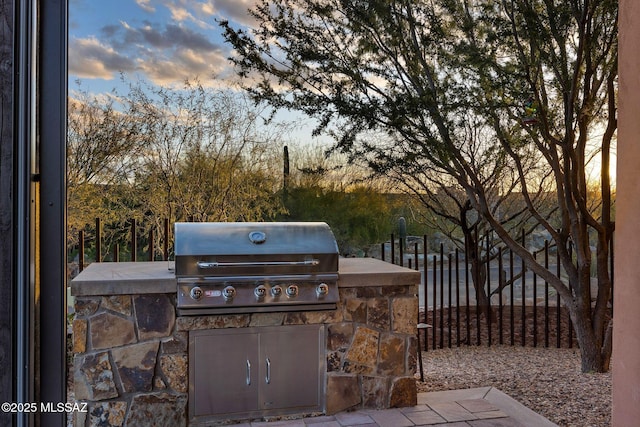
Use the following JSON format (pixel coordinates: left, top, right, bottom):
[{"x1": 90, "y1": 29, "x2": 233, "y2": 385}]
[
  {"x1": 68, "y1": 0, "x2": 326, "y2": 145},
  {"x1": 66, "y1": 1, "x2": 616, "y2": 181},
  {"x1": 68, "y1": 0, "x2": 259, "y2": 93}
]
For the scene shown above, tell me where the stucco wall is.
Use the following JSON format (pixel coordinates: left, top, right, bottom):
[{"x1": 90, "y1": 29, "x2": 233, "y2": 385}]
[{"x1": 613, "y1": 1, "x2": 640, "y2": 425}]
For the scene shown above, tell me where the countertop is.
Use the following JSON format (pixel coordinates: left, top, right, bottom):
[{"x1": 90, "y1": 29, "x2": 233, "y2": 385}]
[{"x1": 70, "y1": 257, "x2": 421, "y2": 296}]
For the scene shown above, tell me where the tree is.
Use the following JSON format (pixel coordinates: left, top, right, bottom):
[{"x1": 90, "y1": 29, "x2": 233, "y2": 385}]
[
  {"x1": 279, "y1": 144, "x2": 405, "y2": 254},
  {"x1": 67, "y1": 79, "x2": 290, "y2": 258},
  {"x1": 67, "y1": 86, "x2": 147, "y2": 257},
  {"x1": 382, "y1": 120, "x2": 558, "y2": 320},
  {"x1": 124, "y1": 79, "x2": 287, "y2": 226},
  {"x1": 221, "y1": 0, "x2": 617, "y2": 372}
]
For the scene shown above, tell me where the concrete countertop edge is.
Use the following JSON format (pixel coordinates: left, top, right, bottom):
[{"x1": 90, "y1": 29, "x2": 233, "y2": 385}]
[{"x1": 70, "y1": 258, "x2": 421, "y2": 297}]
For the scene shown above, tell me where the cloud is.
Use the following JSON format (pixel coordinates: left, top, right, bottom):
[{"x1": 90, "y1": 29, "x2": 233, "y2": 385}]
[
  {"x1": 136, "y1": 0, "x2": 155, "y2": 13},
  {"x1": 160, "y1": 24, "x2": 219, "y2": 50},
  {"x1": 189, "y1": 0, "x2": 259, "y2": 27},
  {"x1": 165, "y1": 2, "x2": 216, "y2": 29},
  {"x1": 68, "y1": 36, "x2": 137, "y2": 79},
  {"x1": 106, "y1": 19, "x2": 220, "y2": 53},
  {"x1": 167, "y1": 4, "x2": 194, "y2": 22},
  {"x1": 69, "y1": 19, "x2": 229, "y2": 86},
  {"x1": 69, "y1": 0, "x2": 262, "y2": 87},
  {"x1": 215, "y1": 0, "x2": 258, "y2": 25},
  {"x1": 135, "y1": 47, "x2": 233, "y2": 87}
]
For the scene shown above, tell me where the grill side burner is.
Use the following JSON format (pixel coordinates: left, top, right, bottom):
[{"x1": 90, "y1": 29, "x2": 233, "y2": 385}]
[{"x1": 174, "y1": 222, "x2": 340, "y2": 315}]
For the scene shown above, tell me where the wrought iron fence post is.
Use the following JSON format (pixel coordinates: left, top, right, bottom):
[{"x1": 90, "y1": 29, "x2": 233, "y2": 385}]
[
  {"x1": 475, "y1": 225, "x2": 480, "y2": 346},
  {"x1": 498, "y1": 247, "x2": 503, "y2": 345},
  {"x1": 465, "y1": 234, "x2": 470, "y2": 345},
  {"x1": 556, "y1": 242, "x2": 561, "y2": 348},
  {"x1": 95, "y1": 217, "x2": 101, "y2": 262},
  {"x1": 390, "y1": 233, "x2": 395, "y2": 265},
  {"x1": 448, "y1": 252, "x2": 452, "y2": 348},
  {"x1": 164, "y1": 218, "x2": 169, "y2": 261},
  {"x1": 486, "y1": 232, "x2": 491, "y2": 347},
  {"x1": 510, "y1": 249, "x2": 515, "y2": 346},
  {"x1": 79, "y1": 230, "x2": 84, "y2": 272},
  {"x1": 521, "y1": 229, "x2": 526, "y2": 347},
  {"x1": 130, "y1": 218, "x2": 137, "y2": 262},
  {"x1": 439, "y1": 243, "x2": 444, "y2": 349},
  {"x1": 544, "y1": 240, "x2": 550, "y2": 348},
  {"x1": 455, "y1": 248, "x2": 460, "y2": 347},
  {"x1": 432, "y1": 255, "x2": 437, "y2": 350},
  {"x1": 149, "y1": 228, "x2": 155, "y2": 261},
  {"x1": 423, "y1": 235, "x2": 429, "y2": 351},
  {"x1": 533, "y1": 249, "x2": 538, "y2": 347}
]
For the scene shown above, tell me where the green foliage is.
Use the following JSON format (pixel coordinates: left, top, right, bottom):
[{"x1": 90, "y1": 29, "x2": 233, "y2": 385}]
[
  {"x1": 67, "y1": 79, "x2": 287, "y2": 254},
  {"x1": 69, "y1": 77, "x2": 428, "y2": 258},
  {"x1": 280, "y1": 183, "x2": 429, "y2": 255},
  {"x1": 282, "y1": 184, "x2": 384, "y2": 254}
]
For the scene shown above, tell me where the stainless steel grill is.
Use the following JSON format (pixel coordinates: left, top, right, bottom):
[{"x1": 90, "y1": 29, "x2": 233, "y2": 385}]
[{"x1": 175, "y1": 222, "x2": 339, "y2": 315}]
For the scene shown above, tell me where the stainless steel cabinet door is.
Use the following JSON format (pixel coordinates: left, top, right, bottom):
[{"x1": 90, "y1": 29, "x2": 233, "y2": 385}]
[
  {"x1": 259, "y1": 324, "x2": 323, "y2": 411},
  {"x1": 189, "y1": 324, "x2": 325, "y2": 424},
  {"x1": 191, "y1": 329, "x2": 259, "y2": 418}
]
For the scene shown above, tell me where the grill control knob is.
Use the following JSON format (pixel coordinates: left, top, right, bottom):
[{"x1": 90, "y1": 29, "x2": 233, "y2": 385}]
[
  {"x1": 222, "y1": 285, "x2": 236, "y2": 301},
  {"x1": 271, "y1": 285, "x2": 283, "y2": 297},
  {"x1": 316, "y1": 283, "x2": 329, "y2": 298},
  {"x1": 254, "y1": 285, "x2": 267, "y2": 300},
  {"x1": 190, "y1": 286, "x2": 204, "y2": 301},
  {"x1": 286, "y1": 284, "x2": 299, "y2": 298}
]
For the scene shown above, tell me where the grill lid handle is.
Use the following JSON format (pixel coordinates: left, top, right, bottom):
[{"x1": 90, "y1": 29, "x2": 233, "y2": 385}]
[{"x1": 196, "y1": 259, "x2": 320, "y2": 269}]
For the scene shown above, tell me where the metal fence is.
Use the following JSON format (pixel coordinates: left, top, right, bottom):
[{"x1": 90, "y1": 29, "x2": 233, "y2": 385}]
[
  {"x1": 71, "y1": 219, "x2": 614, "y2": 351},
  {"x1": 379, "y1": 234, "x2": 585, "y2": 350},
  {"x1": 72, "y1": 218, "x2": 172, "y2": 272}
]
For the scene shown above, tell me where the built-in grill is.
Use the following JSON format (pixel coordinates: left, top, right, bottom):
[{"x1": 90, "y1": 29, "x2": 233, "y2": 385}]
[{"x1": 175, "y1": 222, "x2": 339, "y2": 315}]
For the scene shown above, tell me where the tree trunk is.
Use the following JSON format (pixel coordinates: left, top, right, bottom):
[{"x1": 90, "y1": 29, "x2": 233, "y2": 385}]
[
  {"x1": 464, "y1": 227, "x2": 494, "y2": 323},
  {"x1": 570, "y1": 303, "x2": 607, "y2": 373}
]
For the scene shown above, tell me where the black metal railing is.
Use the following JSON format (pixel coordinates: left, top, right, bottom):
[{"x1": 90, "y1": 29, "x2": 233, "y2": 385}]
[
  {"x1": 72, "y1": 217, "x2": 172, "y2": 272},
  {"x1": 69, "y1": 218, "x2": 612, "y2": 352},
  {"x1": 380, "y1": 232, "x2": 613, "y2": 350}
]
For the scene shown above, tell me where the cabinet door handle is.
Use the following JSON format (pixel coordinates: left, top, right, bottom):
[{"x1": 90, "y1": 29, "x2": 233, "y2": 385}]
[
  {"x1": 246, "y1": 360, "x2": 251, "y2": 385},
  {"x1": 265, "y1": 357, "x2": 271, "y2": 384}
]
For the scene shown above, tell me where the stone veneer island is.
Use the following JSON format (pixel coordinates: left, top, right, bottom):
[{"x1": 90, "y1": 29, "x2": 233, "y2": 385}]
[{"x1": 70, "y1": 257, "x2": 420, "y2": 426}]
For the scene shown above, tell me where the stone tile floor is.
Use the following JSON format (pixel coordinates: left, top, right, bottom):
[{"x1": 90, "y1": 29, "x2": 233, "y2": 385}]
[{"x1": 227, "y1": 387, "x2": 558, "y2": 427}]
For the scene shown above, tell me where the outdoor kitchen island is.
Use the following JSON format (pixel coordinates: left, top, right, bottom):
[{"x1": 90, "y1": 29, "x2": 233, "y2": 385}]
[{"x1": 70, "y1": 257, "x2": 420, "y2": 427}]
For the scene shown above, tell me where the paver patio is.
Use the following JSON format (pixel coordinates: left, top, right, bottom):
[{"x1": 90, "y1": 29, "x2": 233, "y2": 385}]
[{"x1": 227, "y1": 386, "x2": 557, "y2": 426}]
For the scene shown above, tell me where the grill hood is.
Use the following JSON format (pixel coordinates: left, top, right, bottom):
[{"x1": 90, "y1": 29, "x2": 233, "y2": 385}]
[{"x1": 174, "y1": 222, "x2": 339, "y2": 278}]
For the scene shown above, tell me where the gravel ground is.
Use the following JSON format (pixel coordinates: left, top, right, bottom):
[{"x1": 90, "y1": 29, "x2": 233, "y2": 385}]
[{"x1": 417, "y1": 345, "x2": 611, "y2": 427}]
